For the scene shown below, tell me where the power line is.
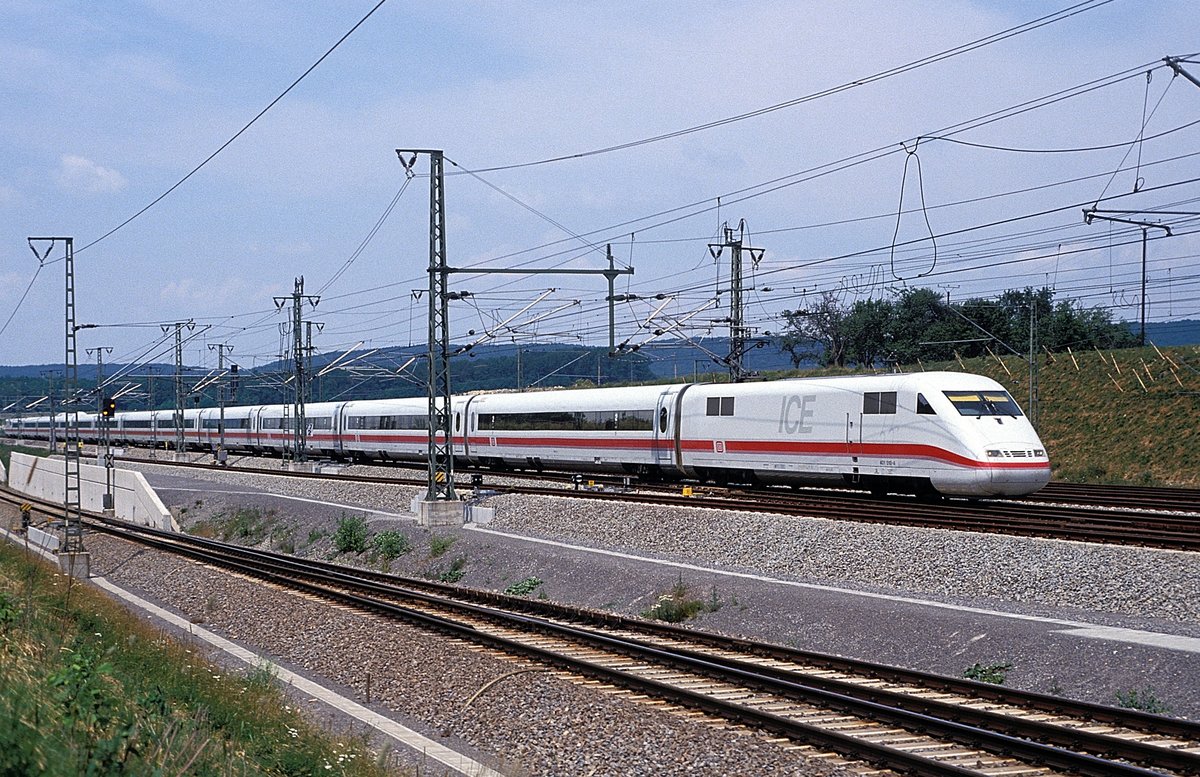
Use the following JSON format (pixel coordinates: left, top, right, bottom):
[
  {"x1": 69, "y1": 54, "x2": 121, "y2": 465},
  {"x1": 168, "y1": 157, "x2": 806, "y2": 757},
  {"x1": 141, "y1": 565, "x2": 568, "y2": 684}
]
[
  {"x1": 78, "y1": 0, "x2": 390, "y2": 257},
  {"x1": 450, "y1": 0, "x2": 1114, "y2": 175}
]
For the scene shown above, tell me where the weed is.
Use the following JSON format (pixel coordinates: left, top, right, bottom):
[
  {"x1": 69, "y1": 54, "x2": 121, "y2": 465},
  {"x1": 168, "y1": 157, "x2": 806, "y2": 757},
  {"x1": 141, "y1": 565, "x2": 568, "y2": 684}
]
[
  {"x1": 641, "y1": 577, "x2": 717, "y2": 623},
  {"x1": 372, "y1": 531, "x2": 411, "y2": 561},
  {"x1": 304, "y1": 528, "x2": 325, "y2": 547},
  {"x1": 964, "y1": 662, "x2": 1013, "y2": 685},
  {"x1": 0, "y1": 591, "x2": 19, "y2": 630},
  {"x1": 504, "y1": 577, "x2": 543, "y2": 597},
  {"x1": 245, "y1": 660, "x2": 278, "y2": 691},
  {"x1": 333, "y1": 515, "x2": 370, "y2": 554},
  {"x1": 1115, "y1": 688, "x2": 1170, "y2": 714},
  {"x1": 429, "y1": 534, "x2": 456, "y2": 558},
  {"x1": 439, "y1": 555, "x2": 467, "y2": 583}
]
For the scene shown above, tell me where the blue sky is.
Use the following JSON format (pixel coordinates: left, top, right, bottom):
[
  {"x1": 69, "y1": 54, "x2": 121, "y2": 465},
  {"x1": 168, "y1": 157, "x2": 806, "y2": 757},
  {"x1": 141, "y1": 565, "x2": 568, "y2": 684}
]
[{"x1": 3, "y1": 1, "x2": 1199, "y2": 370}]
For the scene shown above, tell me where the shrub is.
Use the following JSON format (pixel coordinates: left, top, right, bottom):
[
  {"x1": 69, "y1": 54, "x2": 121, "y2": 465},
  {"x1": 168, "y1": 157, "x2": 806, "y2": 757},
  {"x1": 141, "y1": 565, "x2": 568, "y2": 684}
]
[
  {"x1": 504, "y1": 577, "x2": 544, "y2": 597},
  {"x1": 439, "y1": 556, "x2": 467, "y2": 583},
  {"x1": 372, "y1": 531, "x2": 411, "y2": 561},
  {"x1": 964, "y1": 662, "x2": 1012, "y2": 685},
  {"x1": 429, "y1": 535, "x2": 456, "y2": 558},
  {"x1": 332, "y1": 515, "x2": 370, "y2": 554},
  {"x1": 1116, "y1": 688, "x2": 1169, "y2": 714}
]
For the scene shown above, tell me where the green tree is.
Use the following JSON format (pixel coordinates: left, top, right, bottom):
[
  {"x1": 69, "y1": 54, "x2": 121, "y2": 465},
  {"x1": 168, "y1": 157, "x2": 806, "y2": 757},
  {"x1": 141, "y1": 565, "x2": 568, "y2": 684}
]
[{"x1": 780, "y1": 292, "x2": 851, "y2": 367}]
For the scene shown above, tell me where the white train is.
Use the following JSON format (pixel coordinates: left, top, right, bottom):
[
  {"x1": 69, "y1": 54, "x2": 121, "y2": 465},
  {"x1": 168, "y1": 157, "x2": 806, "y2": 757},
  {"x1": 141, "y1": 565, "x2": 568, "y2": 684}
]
[{"x1": 2, "y1": 371, "x2": 1051, "y2": 497}]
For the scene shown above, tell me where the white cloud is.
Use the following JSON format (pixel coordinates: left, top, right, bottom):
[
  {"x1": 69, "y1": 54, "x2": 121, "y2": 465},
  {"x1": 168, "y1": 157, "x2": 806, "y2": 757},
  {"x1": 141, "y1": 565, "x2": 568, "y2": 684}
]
[{"x1": 55, "y1": 154, "x2": 127, "y2": 194}]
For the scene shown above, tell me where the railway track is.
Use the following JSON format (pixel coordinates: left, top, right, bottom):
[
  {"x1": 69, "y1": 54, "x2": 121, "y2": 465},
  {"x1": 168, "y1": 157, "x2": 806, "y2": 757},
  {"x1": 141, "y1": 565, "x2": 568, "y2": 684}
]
[
  {"x1": 4, "y1": 491, "x2": 1195, "y2": 777},
  {"x1": 4, "y1": 489, "x2": 1198, "y2": 777},
  {"x1": 112, "y1": 452, "x2": 1200, "y2": 551}
]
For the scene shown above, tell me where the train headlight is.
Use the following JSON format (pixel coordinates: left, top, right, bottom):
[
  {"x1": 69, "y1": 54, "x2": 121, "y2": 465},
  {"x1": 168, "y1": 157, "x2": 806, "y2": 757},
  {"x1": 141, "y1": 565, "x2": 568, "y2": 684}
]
[
  {"x1": 986, "y1": 449, "x2": 1002, "y2": 457},
  {"x1": 1034, "y1": 449, "x2": 1045, "y2": 457}
]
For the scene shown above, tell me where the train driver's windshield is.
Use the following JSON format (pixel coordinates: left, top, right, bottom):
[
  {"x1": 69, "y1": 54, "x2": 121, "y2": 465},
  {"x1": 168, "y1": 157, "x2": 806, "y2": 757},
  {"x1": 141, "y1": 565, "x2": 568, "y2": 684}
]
[{"x1": 942, "y1": 390, "x2": 1022, "y2": 417}]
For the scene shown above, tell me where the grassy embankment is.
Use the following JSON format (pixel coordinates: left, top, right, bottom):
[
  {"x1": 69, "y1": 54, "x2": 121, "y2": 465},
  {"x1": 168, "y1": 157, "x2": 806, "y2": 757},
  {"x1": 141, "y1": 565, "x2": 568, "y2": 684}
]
[
  {"x1": 0, "y1": 539, "x2": 395, "y2": 776},
  {"x1": 757, "y1": 344, "x2": 1200, "y2": 488},
  {"x1": 951, "y1": 344, "x2": 1199, "y2": 487}
]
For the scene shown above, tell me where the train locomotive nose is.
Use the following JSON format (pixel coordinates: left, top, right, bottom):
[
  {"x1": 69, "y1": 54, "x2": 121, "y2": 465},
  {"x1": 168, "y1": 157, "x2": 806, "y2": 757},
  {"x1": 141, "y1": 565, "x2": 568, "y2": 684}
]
[{"x1": 983, "y1": 442, "x2": 1051, "y2": 496}]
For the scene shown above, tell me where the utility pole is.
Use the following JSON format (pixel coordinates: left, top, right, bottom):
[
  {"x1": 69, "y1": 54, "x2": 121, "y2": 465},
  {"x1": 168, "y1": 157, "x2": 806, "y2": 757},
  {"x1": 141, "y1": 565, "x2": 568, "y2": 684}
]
[
  {"x1": 29, "y1": 236, "x2": 87, "y2": 572},
  {"x1": 1083, "y1": 209, "x2": 1173, "y2": 346},
  {"x1": 305, "y1": 321, "x2": 323, "y2": 402},
  {"x1": 208, "y1": 343, "x2": 234, "y2": 454},
  {"x1": 708, "y1": 220, "x2": 765, "y2": 382},
  {"x1": 1027, "y1": 298, "x2": 1038, "y2": 429},
  {"x1": 161, "y1": 320, "x2": 195, "y2": 455},
  {"x1": 39, "y1": 369, "x2": 59, "y2": 451},
  {"x1": 86, "y1": 346, "x2": 114, "y2": 510},
  {"x1": 274, "y1": 278, "x2": 319, "y2": 464}
]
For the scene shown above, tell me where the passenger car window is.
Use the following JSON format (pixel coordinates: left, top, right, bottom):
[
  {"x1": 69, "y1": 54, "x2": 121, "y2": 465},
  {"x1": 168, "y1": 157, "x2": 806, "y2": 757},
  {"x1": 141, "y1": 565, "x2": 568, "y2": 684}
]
[{"x1": 916, "y1": 393, "x2": 937, "y2": 415}]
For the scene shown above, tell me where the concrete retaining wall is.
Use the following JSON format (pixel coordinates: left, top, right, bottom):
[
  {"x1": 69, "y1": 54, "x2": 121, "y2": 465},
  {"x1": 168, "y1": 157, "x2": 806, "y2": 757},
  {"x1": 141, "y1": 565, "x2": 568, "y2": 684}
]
[{"x1": 8, "y1": 452, "x2": 174, "y2": 531}]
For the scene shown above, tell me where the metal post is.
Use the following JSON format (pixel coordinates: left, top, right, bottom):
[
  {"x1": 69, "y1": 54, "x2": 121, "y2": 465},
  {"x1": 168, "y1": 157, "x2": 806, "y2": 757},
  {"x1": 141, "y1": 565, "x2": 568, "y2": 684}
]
[
  {"x1": 40, "y1": 369, "x2": 59, "y2": 451},
  {"x1": 1140, "y1": 227, "x2": 1148, "y2": 347},
  {"x1": 708, "y1": 221, "x2": 764, "y2": 383},
  {"x1": 1028, "y1": 297, "x2": 1038, "y2": 429},
  {"x1": 427, "y1": 152, "x2": 455, "y2": 500},
  {"x1": 159, "y1": 321, "x2": 195, "y2": 456},
  {"x1": 29, "y1": 237, "x2": 84, "y2": 556},
  {"x1": 87, "y1": 346, "x2": 114, "y2": 509},
  {"x1": 274, "y1": 279, "x2": 318, "y2": 463},
  {"x1": 174, "y1": 325, "x2": 184, "y2": 453},
  {"x1": 208, "y1": 343, "x2": 233, "y2": 453}
]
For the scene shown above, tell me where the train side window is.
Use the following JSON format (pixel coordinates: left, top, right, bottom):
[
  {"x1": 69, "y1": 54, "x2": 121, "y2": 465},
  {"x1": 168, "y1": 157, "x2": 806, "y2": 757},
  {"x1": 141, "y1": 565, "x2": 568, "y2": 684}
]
[
  {"x1": 707, "y1": 397, "x2": 735, "y2": 416},
  {"x1": 916, "y1": 393, "x2": 937, "y2": 415},
  {"x1": 455, "y1": 413, "x2": 461, "y2": 433},
  {"x1": 659, "y1": 407, "x2": 668, "y2": 433},
  {"x1": 864, "y1": 392, "x2": 897, "y2": 414}
]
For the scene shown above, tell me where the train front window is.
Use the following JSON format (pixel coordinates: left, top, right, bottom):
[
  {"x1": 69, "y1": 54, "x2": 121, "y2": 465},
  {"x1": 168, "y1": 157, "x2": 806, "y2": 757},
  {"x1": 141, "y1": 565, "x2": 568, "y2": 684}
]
[{"x1": 943, "y1": 390, "x2": 1022, "y2": 417}]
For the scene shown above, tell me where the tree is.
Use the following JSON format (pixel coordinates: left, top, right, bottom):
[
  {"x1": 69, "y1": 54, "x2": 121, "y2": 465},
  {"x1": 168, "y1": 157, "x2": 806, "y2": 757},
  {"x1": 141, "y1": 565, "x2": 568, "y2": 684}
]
[{"x1": 780, "y1": 292, "x2": 850, "y2": 367}]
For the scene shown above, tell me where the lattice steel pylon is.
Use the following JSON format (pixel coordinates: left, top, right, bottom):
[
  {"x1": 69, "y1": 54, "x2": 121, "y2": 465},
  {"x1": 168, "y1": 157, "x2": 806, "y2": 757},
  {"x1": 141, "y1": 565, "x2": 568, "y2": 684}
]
[
  {"x1": 29, "y1": 237, "x2": 83, "y2": 552},
  {"x1": 708, "y1": 221, "x2": 764, "y2": 383},
  {"x1": 398, "y1": 149, "x2": 456, "y2": 501},
  {"x1": 161, "y1": 321, "x2": 195, "y2": 454},
  {"x1": 274, "y1": 277, "x2": 319, "y2": 463}
]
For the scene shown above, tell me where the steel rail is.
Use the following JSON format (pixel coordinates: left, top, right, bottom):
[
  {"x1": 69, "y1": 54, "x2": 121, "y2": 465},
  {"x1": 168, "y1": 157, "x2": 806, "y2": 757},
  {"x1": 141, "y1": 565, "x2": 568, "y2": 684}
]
[
  {"x1": 76, "y1": 521, "x2": 1182, "y2": 777},
  {"x1": 6, "y1": 488, "x2": 1191, "y2": 777},
  {"x1": 113, "y1": 454, "x2": 1200, "y2": 550}
]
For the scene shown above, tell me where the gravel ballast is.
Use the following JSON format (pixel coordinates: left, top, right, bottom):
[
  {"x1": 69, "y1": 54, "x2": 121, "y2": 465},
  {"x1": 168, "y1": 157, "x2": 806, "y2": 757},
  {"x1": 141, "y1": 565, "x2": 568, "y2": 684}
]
[{"x1": 45, "y1": 456, "x2": 1200, "y2": 772}]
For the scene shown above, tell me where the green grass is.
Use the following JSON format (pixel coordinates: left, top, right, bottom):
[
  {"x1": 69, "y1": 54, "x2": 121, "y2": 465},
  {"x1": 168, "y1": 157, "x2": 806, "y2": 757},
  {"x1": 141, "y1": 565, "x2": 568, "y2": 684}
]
[
  {"x1": 0, "y1": 542, "x2": 391, "y2": 776},
  {"x1": 188, "y1": 507, "x2": 278, "y2": 545},
  {"x1": 756, "y1": 345, "x2": 1200, "y2": 488},
  {"x1": 0, "y1": 442, "x2": 52, "y2": 473}
]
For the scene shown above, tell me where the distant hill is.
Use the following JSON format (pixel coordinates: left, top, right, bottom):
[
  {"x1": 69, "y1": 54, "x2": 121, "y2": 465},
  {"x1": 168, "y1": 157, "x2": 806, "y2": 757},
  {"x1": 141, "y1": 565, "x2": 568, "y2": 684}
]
[{"x1": 1137, "y1": 319, "x2": 1200, "y2": 347}]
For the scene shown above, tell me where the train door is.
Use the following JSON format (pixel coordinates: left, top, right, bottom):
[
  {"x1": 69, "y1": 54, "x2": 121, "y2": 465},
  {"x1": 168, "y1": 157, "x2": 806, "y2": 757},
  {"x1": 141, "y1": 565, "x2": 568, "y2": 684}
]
[
  {"x1": 858, "y1": 390, "x2": 898, "y2": 458},
  {"x1": 653, "y1": 386, "x2": 682, "y2": 473}
]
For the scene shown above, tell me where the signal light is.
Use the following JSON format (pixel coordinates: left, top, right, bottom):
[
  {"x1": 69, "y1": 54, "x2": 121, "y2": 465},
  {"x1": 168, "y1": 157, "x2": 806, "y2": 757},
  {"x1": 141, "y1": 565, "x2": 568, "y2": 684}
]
[{"x1": 102, "y1": 398, "x2": 116, "y2": 418}]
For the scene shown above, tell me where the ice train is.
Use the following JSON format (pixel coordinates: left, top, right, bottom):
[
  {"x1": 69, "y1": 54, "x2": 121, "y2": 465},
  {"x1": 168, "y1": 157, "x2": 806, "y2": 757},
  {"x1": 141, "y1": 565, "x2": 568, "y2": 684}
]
[{"x1": 2, "y1": 371, "x2": 1050, "y2": 497}]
